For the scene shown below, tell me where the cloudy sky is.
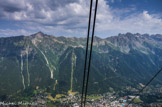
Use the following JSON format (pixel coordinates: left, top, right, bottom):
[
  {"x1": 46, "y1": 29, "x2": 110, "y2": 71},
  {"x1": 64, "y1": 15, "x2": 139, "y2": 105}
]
[{"x1": 0, "y1": 0, "x2": 162, "y2": 37}]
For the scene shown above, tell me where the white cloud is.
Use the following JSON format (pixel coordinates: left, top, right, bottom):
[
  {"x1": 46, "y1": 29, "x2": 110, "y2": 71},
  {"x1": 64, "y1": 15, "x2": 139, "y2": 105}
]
[
  {"x1": 0, "y1": 29, "x2": 33, "y2": 36},
  {"x1": 143, "y1": 11, "x2": 152, "y2": 20},
  {"x1": 95, "y1": 3, "x2": 162, "y2": 37},
  {"x1": 0, "y1": 0, "x2": 162, "y2": 37}
]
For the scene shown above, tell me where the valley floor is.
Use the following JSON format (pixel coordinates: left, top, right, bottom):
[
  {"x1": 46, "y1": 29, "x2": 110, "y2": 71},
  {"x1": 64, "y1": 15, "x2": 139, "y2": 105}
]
[{"x1": 0, "y1": 85, "x2": 162, "y2": 107}]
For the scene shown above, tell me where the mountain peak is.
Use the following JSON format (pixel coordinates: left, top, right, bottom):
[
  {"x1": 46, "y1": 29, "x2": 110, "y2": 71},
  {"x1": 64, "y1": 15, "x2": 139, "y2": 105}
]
[
  {"x1": 35, "y1": 31, "x2": 44, "y2": 36},
  {"x1": 31, "y1": 31, "x2": 46, "y2": 38}
]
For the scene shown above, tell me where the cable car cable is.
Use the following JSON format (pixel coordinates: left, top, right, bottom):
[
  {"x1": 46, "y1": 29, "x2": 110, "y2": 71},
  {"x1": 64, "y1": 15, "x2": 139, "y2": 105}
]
[
  {"x1": 83, "y1": 0, "x2": 98, "y2": 106},
  {"x1": 81, "y1": 0, "x2": 93, "y2": 106},
  {"x1": 126, "y1": 68, "x2": 162, "y2": 107}
]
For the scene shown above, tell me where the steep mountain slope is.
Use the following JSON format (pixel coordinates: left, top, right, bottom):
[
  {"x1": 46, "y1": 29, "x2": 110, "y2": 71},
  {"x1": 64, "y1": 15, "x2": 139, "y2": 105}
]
[{"x1": 0, "y1": 32, "x2": 162, "y2": 97}]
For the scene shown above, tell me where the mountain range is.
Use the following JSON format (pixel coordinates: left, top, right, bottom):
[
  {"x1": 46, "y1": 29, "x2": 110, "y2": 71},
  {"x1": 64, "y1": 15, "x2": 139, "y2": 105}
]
[{"x1": 0, "y1": 32, "x2": 162, "y2": 97}]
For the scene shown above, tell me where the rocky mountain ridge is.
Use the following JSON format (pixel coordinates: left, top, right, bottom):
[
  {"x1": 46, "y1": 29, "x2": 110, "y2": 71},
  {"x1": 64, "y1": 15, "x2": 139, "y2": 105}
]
[{"x1": 0, "y1": 32, "x2": 162, "y2": 96}]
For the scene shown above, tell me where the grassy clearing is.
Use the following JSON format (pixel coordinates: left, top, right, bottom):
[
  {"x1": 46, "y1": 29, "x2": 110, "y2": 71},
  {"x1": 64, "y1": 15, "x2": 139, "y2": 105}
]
[
  {"x1": 87, "y1": 96, "x2": 102, "y2": 100},
  {"x1": 48, "y1": 94, "x2": 65, "y2": 101},
  {"x1": 133, "y1": 98, "x2": 143, "y2": 103}
]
